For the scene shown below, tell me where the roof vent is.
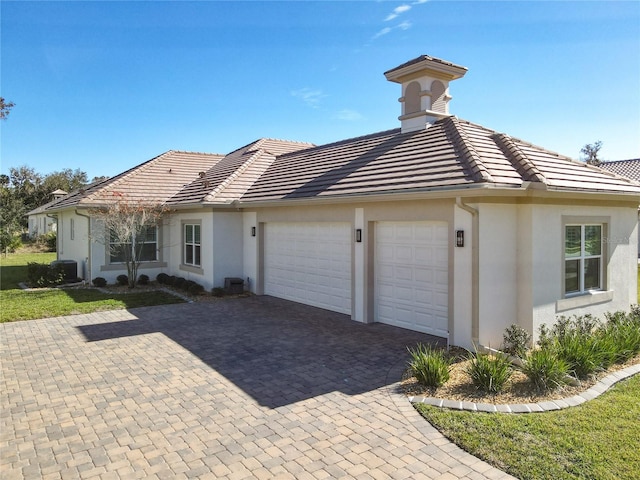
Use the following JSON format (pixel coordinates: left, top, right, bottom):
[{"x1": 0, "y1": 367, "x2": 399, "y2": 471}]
[{"x1": 384, "y1": 55, "x2": 468, "y2": 133}]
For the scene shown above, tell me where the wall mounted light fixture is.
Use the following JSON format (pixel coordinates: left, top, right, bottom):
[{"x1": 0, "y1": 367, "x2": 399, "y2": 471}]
[
  {"x1": 355, "y1": 229, "x2": 362, "y2": 243},
  {"x1": 251, "y1": 226, "x2": 256, "y2": 237},
  {"x1": 456, "y1": 230, "x2": 464, "y2": 247}
]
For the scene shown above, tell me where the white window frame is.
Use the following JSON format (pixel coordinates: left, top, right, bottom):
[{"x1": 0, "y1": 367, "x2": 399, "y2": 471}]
[
  {"x1": 564, "y1": 223, "x2": 603, "y2": 296},
  {"x1": 184, "y1": 223, "x2": 201, "y2": 267},
  {"x1": 109, "y1": 225, "x2": 158, "y2": 264}
]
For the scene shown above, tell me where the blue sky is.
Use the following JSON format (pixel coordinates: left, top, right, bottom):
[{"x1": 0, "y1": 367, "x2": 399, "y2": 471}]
[{"x1": 1, "y1": 1, "x2": 639, "y2": 181}]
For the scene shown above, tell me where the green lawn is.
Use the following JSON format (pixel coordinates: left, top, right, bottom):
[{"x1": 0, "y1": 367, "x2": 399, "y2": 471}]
[
  {"x1": 417, "y1": 374, "x2": 640, "y2": 480},
  {"x1": 0, "y1": 252, "x2": 184, "y2": 322}
]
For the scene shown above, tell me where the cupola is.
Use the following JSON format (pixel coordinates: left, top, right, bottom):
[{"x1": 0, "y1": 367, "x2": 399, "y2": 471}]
[{"x1": 384, "y1": 55, "x2": 468, "y2": 133}]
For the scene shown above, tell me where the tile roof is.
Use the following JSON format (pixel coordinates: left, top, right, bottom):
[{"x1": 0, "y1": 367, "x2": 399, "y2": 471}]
[
  {"x1": 166, "y1": 139, "x2": 313, "y2": 206},
  {"x1": 46, "y1": 122, "x2": 640, "y2": 213},
  {"x1": 46, "y1": 150, "x2": 224, "y2": 211},
  {"x1": 241, "y1": 117, "x2": 640, "y2": 202},
  {"x1": 599, "y1": 159, "x2": 640, "y2": 182}
]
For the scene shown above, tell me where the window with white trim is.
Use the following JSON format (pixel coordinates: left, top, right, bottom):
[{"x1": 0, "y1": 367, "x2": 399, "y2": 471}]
[
  {"x1": 109, "y1": 226, "x2": 158, "y2": 263},
  {"x1": 564, "y1": 224, "x2": 602, "y2": 295},
  {"x1": 184, "y1": 224, "x2": 201, "y2": 267}
]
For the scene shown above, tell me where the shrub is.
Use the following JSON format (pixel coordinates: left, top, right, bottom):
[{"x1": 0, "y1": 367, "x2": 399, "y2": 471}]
[
  {"x1": 27, "y1": 262, "x2": 64, "y2": 287},
  {"x1": 2, "y1": 234, "x2": 23, "y2": 253},
  {"x1": 116, "y1": 274, "x2": 128, "y2": 286},
  {"x1": 466, "y1": 351, "x2": 512, "y2": 394},
  {"x1": 188, "y1": 283, "x2": 205, "y2": 295},
  {"x1": 43, "y1": 232, "x2": 57, "y2": 252},
  {"x1": 167, "y1": 275, "x2": 177, "y2": 286},
  {"x1": 156, "y1": 273, "x2": 169, "y2": 284},
  {"x1": 92, "y1": 277, "x2": 107, "y2": 287},
  {"x1": 501, "y1": 324, "x2": 531, "y2": 358},
  {"x1": 521, "y1": 348, "x2": 569, "y2": 392},
  {"x1": 546, "y1": 315, "x2": 615, "y2": 379},
  {"x1": 212, "y1": 287, "x2": 225, "y2": 297},
  {"x1": 407, "y1": 343, "x2": 451, "y2": 388},
  {"x1": 138, "y1": 274, "x2": 149, "y2": 285},
  {"x1": 173, "y1": 277, "x2": 186, "y2": 289},
  {"x1": 183, "y1": 280, "x2": 196, "y2": 291},
  {"x1": 603, "y1": 311, "x2": 640, "y2": 363}
]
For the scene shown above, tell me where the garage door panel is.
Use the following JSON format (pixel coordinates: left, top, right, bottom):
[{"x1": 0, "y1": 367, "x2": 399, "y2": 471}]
[
  {"x1": 375, "y1": 221, "x2": 448, "y2": 337},
  {"x1": 265, "y1": 222, "x2": 352, "y2": 315}
]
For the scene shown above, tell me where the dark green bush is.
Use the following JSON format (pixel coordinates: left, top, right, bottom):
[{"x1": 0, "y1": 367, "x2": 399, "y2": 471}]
[
  {"x1": 466, "y1": 351, "x2": 512, "y2": 394},
  {"x1": 156, "y1": 273, "x2": 169, "y2": 284},
  {"x1": 167, "y1": 275, "x2": 177, "y2": 286},
  {"x1": 212, "y1": 287, "x2": 225, "y2": 297},
  {"x1": 407, "y1": 343, "x2": 451, "y2": 388},
  {"x1": 43, "y1": 232, "x2": 57, "y2": 252},
  {"x1": 27, "y1": 262, "x2": 64, "y2": 287},
  {"x1": 501, "y1": 324, "x2": 531, "y2": 358},
  {"x1": 521, "y1": 348, "x2": 569, "y2": 392},
  {"x1": 116, "y1": 274, "x2": 128, "y2": 286},
  {"x1": 173, "y1": 277, "x2": 186, "y2": 289},
  {"x1": 188, "y1": 283, "x2": 205, "y2": 295},
  {"x1": 603, "y1": 311, "x2": 640, "y2": 362},
  {"x1": 92, "y1": 277, "x2": 107, "y2": 287},
  {"x1": 138, "y1": 274, "x2": 149, "y2": 285}
]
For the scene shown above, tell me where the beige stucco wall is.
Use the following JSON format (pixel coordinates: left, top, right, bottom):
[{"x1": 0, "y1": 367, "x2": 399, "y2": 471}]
[
  {"x1": 476, "y1": 200, "x2": 639, "y2": 348},
  {"x1": 476, "y1": 203, "x2": 519, "y2": 348},
  {"x1": 529, "y1": 203, "x2": 638, "y2": 339}
]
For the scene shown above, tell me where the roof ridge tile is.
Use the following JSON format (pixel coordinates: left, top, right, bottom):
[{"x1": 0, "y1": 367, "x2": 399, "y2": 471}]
[
  {"x1": 492, "y1": 133, "x2": 548, "y2": 184},
  {"x1": 205, "y1": 148, "x2": 274, "y2": 202},
  {"x1": 442, "y1": 117, "x2": 493, "y2": 183}
]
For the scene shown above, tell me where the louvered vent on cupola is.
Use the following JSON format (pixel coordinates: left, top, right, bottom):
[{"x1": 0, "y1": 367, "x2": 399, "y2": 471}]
[{"x1": 384, "y1": 55, "x2": 468, "y2": 133}]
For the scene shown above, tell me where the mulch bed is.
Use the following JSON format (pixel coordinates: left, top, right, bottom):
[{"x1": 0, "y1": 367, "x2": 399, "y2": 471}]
[{"x1": 402, "y1": 347, "x2": 640, "y2": 404}]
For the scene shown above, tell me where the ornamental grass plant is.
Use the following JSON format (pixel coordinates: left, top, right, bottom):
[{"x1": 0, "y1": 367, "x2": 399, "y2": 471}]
[
  {"x1": 407, "y1": 343, "x2": 451, "y2": 388},
  {"x1": 466, "y1": 351, "x2": 512, "y2": 394}
]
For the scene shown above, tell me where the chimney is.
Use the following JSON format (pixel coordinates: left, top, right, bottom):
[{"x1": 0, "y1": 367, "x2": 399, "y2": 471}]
[{"x1": 384, "y1": 55, "x2": 467, "y2": 133}]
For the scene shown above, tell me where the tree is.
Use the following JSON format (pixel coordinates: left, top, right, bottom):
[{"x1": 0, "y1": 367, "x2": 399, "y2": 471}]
[
  {"x1": 90, "y1": 193, "x2": 170, "y2": 288},
  {"x1": 580, "y1": 141, "x2": 603, "y2": 166},
  {"x1": 0, "y1": 97, "x2": 15, "y2": 120}
]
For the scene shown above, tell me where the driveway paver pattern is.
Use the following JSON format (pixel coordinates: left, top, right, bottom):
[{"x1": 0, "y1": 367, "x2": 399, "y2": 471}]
[{"x1": 1, "y1": 296, "x2": 515, "y2": 479}]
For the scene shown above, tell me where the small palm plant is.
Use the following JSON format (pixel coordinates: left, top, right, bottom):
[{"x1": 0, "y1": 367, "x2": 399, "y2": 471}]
[{"x1": 407, "y1": 343, "x2": 451, "y2": 388}]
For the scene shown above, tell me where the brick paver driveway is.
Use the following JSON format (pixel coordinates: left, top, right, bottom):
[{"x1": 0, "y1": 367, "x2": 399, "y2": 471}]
[{"x1": 1, "y1": 296, "x2": 514, "y2": 479}]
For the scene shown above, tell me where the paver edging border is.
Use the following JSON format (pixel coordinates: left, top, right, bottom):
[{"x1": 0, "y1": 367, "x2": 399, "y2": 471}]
[{"x1": 405, "y1": 363, "x2": 640, "y2": 413}]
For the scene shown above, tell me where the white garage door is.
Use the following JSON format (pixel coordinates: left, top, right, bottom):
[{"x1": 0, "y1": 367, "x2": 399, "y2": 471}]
[
  {"x1": 264, "y1": 222, "x2": 352, "y2": 314},
  {"x1": 375, "y1": 221, "x2": 449, "y2": 337}
]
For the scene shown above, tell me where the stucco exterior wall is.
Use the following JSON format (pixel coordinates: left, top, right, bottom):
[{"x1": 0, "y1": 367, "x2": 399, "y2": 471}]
[
  {"x1": 56, "y1": 211, "x2": 90, "y2": 280},
  {"x1": 211, "y1": 212, "x2": 244, "y2": 289},
  {"x1": 529, "y1": 203, "x2": 638, "y2": 339},
  {"x1": 477, "y1": 203, "x2": 519, "y2": 348}
]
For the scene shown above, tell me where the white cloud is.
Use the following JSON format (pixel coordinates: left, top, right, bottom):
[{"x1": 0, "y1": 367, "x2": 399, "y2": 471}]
[
  {"x1": 398, "y1": 21, "x2": 412, "y2": 30},
  {"x1": 372, "y1": 27, "x2": 392, "y2": 40},
  {"x1": 334, "y1": 109, "x2": 365, "y2": 121},
  {"x1": 413, "y1": 0, "x2": 429, "y2": 4},
  {"x1": 385, "y1": 4, "x2": 411, "y2": 21},
  {"x1": 290, "y1": 88, "x2": 327, "y2": 109}
]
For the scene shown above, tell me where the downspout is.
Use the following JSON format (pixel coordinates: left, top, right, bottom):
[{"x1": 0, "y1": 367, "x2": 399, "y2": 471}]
[
  {"x1": 75, "y1": 210, "x2": 92, "y2": 283},
  {"x1": 456, "y1": 197, "x2": 480, "y2": 345}
]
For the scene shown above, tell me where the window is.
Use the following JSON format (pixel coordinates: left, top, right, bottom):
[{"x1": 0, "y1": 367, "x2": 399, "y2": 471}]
[
  {"x1": 565, "y1": 224, "x2": 602, "y2": 295},
  {"x1": 109, "y1": 226, "x2": 157, "y2": 263},
  {"x1": 184, "y1": 224, "x2": 201, "y2": 267}
]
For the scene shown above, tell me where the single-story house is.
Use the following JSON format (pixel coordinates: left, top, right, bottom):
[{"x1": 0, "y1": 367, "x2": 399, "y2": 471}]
[
  {"x1": 46, "y1": 55, "x2": 640, "y2": 349},
  {"x1": 27, "y1": 189, "x2": 67, "y2": 238}
]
